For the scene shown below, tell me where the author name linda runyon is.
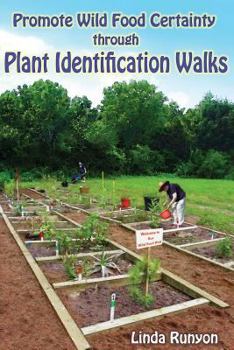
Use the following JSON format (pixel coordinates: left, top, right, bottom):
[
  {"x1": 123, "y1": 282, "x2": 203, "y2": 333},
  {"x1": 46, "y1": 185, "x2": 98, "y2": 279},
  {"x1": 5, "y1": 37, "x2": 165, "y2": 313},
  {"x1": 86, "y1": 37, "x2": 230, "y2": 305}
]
[{"x1": 131, "y1": 331, "x2": 219, "y2": 345}]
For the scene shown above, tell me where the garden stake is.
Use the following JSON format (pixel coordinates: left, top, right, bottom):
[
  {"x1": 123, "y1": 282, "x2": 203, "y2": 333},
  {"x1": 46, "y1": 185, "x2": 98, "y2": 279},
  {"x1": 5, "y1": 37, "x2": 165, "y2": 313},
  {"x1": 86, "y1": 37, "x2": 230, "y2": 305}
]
[
  {"x1": 55, "y1": 240, "x2": 59, "y2": 256},
  {"x1": 145, "y1": 247, "x2": 151, "y2": 296},
  {"x1": 110, "y1": 293, "x2": 116, "y2": 322},
  {"x1": 112, "y1": 180, "x2": 116, "y2": 207},
  {"x1": 76, "y1": 261, "x2": 83, "y2": 281},
  {"x1": 15, "y1": 168, "x2": 20, "y2": 202},
  {"x1": 102, "y1": 171, "x2": 105, "y2": 191}
]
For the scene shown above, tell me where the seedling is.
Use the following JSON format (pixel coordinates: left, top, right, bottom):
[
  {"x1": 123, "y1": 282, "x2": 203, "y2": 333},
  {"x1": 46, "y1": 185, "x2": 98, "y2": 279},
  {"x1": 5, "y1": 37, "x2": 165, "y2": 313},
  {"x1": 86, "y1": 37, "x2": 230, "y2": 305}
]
[
  {"x1": 56, "y1": 231, "x2": 74, "y2": 256},
  {"x1": 128, "y1": 256, "x2": 160, "y2": 308},
  {"x1": 77, "y1": 214, "x2": 108, "y2": 249},
  {"x1": 215, "y1": 237, "x2": 233, "y2": 258},
  {"x1": 62, "y1": 255, "x2": 77, "y2": 280},
  {"x1": 91, "y1": 251, "x2": 123, "y2": 277},
  {"x1": 148, "y1": 198, "x2": 164, "y2": 228},
  {"x1": 39, "y1": 217, "x2": 56, "y2": 240}
]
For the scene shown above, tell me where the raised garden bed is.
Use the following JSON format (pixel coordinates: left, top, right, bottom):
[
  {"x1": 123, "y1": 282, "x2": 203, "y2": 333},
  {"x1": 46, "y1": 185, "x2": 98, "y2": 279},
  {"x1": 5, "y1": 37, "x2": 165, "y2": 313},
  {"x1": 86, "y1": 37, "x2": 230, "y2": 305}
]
[
  {"x1": 188, "y1": 239, "x2": 234, "y2": 266},
  {"x1": 39, "y1": 252, "x2": 132, "y2": 284},
  {"x1": 164, "y1": 227, "x2": 224, "y2": 246},
  {"x1": 57, "y1": 280, "x2": 193, "y2": 328},
  {"x1": 102, "y1": 209, "x2": 148, "y2": 224},
  {"x1": 124, "y1": 221, "x2": 192, "y2": 231},
  {"x1": 26, "y1": 240, "x2": 115, "y2": 258}
]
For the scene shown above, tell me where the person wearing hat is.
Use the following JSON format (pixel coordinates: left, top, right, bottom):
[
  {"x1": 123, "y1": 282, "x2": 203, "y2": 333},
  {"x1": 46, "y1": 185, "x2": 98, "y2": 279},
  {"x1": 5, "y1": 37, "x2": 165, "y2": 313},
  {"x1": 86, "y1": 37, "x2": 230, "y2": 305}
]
[{"x1": 159, "y1": 181, "x2": 186, "y2": 226}]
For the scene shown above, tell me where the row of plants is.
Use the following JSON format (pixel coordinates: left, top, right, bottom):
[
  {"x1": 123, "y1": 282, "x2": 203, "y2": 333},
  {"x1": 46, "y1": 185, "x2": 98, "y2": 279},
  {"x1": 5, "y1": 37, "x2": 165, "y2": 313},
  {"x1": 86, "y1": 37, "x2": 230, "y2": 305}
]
[{"x1": 34, "y1": 210, "x2": 162, "y2": 308}]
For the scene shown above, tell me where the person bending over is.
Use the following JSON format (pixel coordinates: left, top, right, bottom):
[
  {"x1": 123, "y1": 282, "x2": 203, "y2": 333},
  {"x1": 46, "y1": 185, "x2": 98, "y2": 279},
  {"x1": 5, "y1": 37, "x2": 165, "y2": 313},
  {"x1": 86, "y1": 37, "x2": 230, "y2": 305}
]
[{"x1": 159, "y1": 181, "x2": 186, "y2": 226}]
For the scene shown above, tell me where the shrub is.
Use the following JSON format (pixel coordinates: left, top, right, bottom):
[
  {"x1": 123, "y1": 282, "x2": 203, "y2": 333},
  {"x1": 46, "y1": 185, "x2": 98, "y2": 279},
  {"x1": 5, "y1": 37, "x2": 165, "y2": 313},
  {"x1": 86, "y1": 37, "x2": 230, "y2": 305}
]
[
  {"x1": 197, "y1": 150, "x2": 229, "y2": 179},
  {"x1": 215, "y1": 237, "x2": 233, "y2": 258},
  {"x1": 128, "y1": 256, "x2": 160, "y2": 308},
  {"x1": 0, "y1": 170, "x2": 12, "y2": 191}
]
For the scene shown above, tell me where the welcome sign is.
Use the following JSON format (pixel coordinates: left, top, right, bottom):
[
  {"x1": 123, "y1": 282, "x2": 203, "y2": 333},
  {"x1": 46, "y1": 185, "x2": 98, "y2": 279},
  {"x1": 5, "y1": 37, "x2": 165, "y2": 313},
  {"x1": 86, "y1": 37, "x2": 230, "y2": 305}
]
[{"x1": 136, "y1": 228, "x2": 163, "y2": 249}]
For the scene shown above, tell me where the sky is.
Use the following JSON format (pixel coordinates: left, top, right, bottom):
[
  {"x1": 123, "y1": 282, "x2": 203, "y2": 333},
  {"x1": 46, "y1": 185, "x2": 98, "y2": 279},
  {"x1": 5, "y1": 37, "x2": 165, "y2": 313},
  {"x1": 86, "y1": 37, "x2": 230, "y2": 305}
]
[{"x1": 0, "y1": 0, "x2": 233, "y2": 108}]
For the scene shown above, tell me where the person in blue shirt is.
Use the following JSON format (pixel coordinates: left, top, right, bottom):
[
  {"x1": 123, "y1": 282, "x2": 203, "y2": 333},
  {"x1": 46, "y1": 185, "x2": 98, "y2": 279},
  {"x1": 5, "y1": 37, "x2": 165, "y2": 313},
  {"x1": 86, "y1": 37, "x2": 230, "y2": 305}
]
[{"x1": 159, "y1": 181, "x2": 186, "y2": 226}]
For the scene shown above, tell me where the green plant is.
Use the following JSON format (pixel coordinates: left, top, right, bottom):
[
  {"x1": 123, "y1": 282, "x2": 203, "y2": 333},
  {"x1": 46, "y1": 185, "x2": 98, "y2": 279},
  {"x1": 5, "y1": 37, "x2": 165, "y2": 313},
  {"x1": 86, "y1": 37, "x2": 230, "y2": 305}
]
[
  {"x1": 77, "y1": 214, "x2": 108, "y2": 249},
  {"x1": 39, "y1": 217, "x2": 56, "y2": 240},
  {"x1": 56, "y1": 231, "x2": 74, "y2": 255},
  {"x1": 82, "y1": 257, "x2": 92, "y2": 277},
  {"x1": 148, "y1": 197, "x2": 164, "y2": 228},
  {"x1": 91, "y1": 251, "x2": 122, "y2": 277},
  {"x1": 62, "y1": 255, "x2": 77, "y2": 279},
  {"x1": 128, "y1": 256, "x2": 160, "y2": 308},
  {"x1": 215, "y1": 237, "x2": 233, "y2": 258}
]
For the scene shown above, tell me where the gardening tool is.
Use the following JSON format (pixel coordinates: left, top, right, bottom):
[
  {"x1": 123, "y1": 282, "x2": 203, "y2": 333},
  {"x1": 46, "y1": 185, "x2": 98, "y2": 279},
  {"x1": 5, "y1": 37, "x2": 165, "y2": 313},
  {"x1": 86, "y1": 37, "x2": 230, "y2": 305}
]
[{"x1": 160, "y1": 209, "x2": 172, "y2": 220}]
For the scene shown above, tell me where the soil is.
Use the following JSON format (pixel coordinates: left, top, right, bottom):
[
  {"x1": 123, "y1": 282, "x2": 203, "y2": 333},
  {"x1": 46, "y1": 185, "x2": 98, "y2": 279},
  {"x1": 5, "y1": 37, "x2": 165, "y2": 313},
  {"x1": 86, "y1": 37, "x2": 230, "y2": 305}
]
[
  {"x1": 57, "y1": 281, "x2": 191, "y2": 328},
  {"x1": 164, "y1": 227, "x2": 223, "y2": 245},
  {"x1": 27, "y1": 242, "x2": 56, "y2": 257},
  {"x1": 27, "y1": 240, "x2": 114, "y2": 258},
  {"x1": 22, "y1": 188, "x2": 46, "y2": 200},
  {"x1": 0, "y1": 217, "x2": 76, "y2": 350},
  {"x1": 65, "y1": 211, "x2": 89, "y2": 224},
  {"x1": 192, "y1": 242, "x2": 234, "y2": 264},
  {"x1": 40, "y1": 255, "x2": 133, "y2": 284},
  {"x1": 127, "y1": 221, "x2": 191, "y2": 231}
]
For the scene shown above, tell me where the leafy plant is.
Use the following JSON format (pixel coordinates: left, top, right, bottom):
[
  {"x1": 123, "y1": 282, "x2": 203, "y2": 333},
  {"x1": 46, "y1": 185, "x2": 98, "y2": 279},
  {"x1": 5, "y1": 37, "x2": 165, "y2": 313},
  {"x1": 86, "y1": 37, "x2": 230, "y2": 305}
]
[
  {"x1": 56, "y1": 231, "x2": 74, "y2": 255},
  {"x1": 215, "y1": 237, "x2": 233, "y2": 258},
  {"x1": 128, "y1": 256, "x2": 160, "y2": 308},
  {"x1": 62, "y1": 255, "x2": 77, "y2": 279},
  {"x1": 148, "y1": 197, "x2": 164, "y2": 228},
  {"x1": 82, "y1": 257, "x2": 92, "y2": 277},
  {"x1": 91, "y1": 251, "x2": 122, "y2": 277},
  {"x1": 77, "y1": 214, "x2": 108, "y2": 249},
  {"x1": 39, "y1": 217, "x2": 56, "y2": 240}
]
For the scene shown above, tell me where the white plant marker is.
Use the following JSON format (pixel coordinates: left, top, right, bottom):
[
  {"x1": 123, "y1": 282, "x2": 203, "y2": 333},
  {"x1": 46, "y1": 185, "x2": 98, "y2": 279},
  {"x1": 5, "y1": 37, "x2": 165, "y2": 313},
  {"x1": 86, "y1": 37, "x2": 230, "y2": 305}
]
[
  {"x1": 46, "y1": 205, "x2": 50, "y2": 212},
  {"x1": 110, "y1": 293, "x2": 116, "y2": 322},
  {"x1": 101, "y1": 265, "x2": 108, "y2": 277},
  {"x1": 55, "y1": 240, "x2": 59, "y2": 256}
]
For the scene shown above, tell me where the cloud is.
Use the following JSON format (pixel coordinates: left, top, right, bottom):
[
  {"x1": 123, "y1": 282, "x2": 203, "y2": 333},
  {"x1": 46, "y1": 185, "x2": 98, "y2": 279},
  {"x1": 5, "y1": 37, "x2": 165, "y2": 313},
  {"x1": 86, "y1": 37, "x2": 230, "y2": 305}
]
[{"x1": 166, "y1": 91, "x2": 191, "y2": 109}]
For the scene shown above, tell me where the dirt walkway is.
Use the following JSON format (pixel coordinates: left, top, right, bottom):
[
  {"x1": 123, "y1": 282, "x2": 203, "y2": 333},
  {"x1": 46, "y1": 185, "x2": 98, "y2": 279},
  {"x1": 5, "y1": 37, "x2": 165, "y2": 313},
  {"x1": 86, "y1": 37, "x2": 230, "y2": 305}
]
[{"x1": 0, "y1": 218, "x2": 76, "y2": 350}]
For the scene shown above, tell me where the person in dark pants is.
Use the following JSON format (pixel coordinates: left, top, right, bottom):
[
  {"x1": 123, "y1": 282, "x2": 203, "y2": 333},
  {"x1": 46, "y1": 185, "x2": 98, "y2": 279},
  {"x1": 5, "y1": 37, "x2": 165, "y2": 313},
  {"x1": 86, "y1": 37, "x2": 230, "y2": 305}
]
[
  {"x1": 159, "y1": 181, "x2": 186, "y2": 226},
  {"x1": 79, "y1": 162, "x2": 87, "y2": 182}
]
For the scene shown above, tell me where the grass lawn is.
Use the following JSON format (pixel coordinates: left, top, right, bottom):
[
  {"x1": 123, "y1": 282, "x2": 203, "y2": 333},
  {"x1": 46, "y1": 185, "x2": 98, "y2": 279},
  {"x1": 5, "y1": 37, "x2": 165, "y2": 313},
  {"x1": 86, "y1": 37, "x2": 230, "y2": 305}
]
[{"x1": 7, "y1": 175, "x2": 234, "y2": 234}]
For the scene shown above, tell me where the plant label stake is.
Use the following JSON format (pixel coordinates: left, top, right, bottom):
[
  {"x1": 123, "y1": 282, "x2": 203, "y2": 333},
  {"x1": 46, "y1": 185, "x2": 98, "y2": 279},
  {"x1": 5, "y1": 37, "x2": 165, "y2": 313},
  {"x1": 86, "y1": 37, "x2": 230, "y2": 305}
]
[
  {"x1": 55, "y1": 240, "x2": 59, "y2": 256},
  {"x1": 76, "y1": 261, "x2": 83, "y2": 281},
  {"x1": 102, "y1": 171, "x2": 105, "y2": 191},
  {"x1": 39, "y1": 231, "x2": 44, "y2": 241},
  {"x1": 145, "y1": 246, "x2": 151, "y2": 296},
  {"x1": 110, "y1": 293, "x2": 116, "y2": 322}
]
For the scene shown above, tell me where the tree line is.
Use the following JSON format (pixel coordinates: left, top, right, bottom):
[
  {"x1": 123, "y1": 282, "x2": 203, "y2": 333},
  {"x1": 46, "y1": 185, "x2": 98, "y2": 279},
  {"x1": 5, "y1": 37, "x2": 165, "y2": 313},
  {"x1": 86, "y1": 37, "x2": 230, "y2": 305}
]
[{"x1": 0, "y1": 79, "x2": 233, "y2": 179}]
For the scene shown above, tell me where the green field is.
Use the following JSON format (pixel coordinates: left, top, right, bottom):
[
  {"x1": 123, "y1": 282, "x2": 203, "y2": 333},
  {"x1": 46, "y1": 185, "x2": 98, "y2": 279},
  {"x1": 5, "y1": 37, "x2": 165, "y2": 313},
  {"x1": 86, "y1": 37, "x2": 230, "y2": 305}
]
[{"x1": 9, "y1": 175, "x2": 234, "y2": 234}]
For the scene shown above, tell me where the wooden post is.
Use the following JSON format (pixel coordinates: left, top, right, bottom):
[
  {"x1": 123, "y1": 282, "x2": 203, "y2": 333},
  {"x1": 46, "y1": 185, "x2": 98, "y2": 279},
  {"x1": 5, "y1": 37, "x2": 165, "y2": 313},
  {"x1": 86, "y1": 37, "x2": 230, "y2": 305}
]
[
  {"x1": 112, "y1": 180, "x2": 116, "y2": 207},
  {"x1": 101, "y1": 171, "x2": 105, "y2": 191},
  {"x1": 15, "y1": 168, "x2": 20, "y2": 202},
  {"x1": 145, "y1": 246, "x2": 151, "y2": 296}
]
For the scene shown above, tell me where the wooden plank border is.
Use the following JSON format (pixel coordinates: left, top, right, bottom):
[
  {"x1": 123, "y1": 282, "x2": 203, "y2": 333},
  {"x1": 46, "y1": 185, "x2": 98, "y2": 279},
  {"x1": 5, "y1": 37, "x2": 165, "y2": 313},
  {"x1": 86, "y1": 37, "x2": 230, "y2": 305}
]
[
  {"x1": 1, "y1": 207, "x2": 91, "y2": 350},
  {"x1": 81, "y1": 298, "x2": 209, "y2": 335}
]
